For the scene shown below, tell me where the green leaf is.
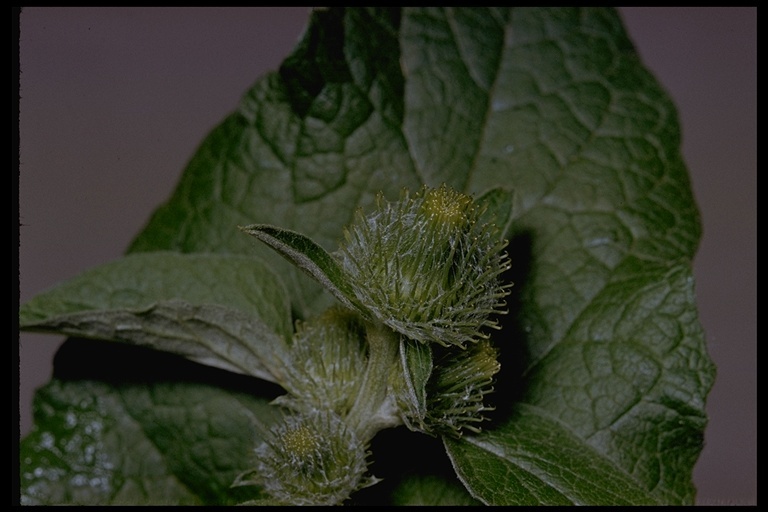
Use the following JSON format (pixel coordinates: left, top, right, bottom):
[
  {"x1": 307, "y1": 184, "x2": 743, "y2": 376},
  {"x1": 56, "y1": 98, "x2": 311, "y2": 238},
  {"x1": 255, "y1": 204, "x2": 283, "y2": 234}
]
[
  {"x1": 475, "y1": 187, "x2": 516, "y2": 241},
  {"x1": 126, "y1": 8, "x2": 423, "y2": 320},
  {"x1": 395, "y1": 7, "x2": 715, "y2": 503},
  {"x1": 20, "y1": 357, "x2": 281, "y2": 505},
  {"x1": 444, "y1": 404, "x2": 660, "y2": 505},
  {"x1": 20, "y1": 252, "x2": 292, "y2": 383},
  {"x1": 519, "y1": 260, "x2": 713, "y2": 502},
  {"x1": 239, "y1": 223, "x2": 365, "y2": 316},
  {"x1": 20, "y1": 378, "x2": 200, "y2": 505},
  {"x1": 393, "y1": 338, "x2": 433, "y2": 432}
]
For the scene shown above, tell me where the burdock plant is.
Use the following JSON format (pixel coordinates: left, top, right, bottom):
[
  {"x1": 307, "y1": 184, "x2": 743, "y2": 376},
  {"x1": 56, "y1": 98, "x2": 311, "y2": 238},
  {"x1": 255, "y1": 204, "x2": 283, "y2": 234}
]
[
  {"x1": 236, "y1": 184, "x2": 512, "y2": 504},
  {"x1": 19, "y1": 7, "x2": 715, "y2": 506}
]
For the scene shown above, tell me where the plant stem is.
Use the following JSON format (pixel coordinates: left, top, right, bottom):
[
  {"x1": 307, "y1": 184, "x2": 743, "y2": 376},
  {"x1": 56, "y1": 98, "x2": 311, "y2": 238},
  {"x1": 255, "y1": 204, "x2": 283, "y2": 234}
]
[{"x1": 345, "y1": 320, "x2": 400, "y2": 443}]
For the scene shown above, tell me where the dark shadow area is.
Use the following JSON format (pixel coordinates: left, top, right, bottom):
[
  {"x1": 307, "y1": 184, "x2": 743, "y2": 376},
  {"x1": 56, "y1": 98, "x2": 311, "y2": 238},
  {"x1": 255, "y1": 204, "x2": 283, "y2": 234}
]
[
  {"x1": 348, "y1": 426, "x2": 474, "y2": 505},
  {"x1": 483, "y1": 229, "x2": 535, "y2": 429},
  {"x1": 51, "y1": 337, "x2": 286, "y2": 400},
  {"x1": 279, "y1": 7, "x2": 402, "y2": 119}
]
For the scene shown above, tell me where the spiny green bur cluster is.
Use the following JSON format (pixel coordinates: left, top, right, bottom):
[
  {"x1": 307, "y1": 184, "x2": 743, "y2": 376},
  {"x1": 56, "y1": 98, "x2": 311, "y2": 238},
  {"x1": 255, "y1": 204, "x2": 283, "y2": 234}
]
[
  {"x1": 340, "y1": 186, "x2": 511, "y2": 348},
  {"x1": 237, "y1": 185, "x2": 512, "y2": 505}
]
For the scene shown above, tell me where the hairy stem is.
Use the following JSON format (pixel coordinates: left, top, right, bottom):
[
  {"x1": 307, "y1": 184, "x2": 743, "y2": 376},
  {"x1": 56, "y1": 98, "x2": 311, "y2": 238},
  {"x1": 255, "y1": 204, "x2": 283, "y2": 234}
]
[{"x1": 345, "y1": 320, "x2": 401, "y2": 442}]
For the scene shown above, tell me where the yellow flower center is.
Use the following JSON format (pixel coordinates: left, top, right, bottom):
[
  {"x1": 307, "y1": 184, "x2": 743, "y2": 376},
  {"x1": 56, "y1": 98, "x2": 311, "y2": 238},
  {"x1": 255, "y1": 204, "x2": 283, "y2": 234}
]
[
  {"x1": 280, "y1": 425, "x2": 320, "y2": 459},
  {"x1": 420, "y1": 185, "x2": 473, "y2": 228}
]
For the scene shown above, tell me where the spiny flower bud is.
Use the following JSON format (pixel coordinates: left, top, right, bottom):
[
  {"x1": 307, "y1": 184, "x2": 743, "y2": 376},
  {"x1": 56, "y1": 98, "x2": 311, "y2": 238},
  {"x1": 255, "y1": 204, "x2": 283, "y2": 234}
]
[
  {"x1": 337, "y1": 184, "x2": 512, "y2": 348},
  {"x1": 234, "y1": 407, "x2": 376, "y2": 506},
  {"x1": 424, "y1": 339, "x2": 501, "y2": 437},
  {"x1": 279, "y1": 307, "x2": 368, "y2": 416},
  {"x1": 390, "y1": 338, "x2": 500, "y2": 438}
]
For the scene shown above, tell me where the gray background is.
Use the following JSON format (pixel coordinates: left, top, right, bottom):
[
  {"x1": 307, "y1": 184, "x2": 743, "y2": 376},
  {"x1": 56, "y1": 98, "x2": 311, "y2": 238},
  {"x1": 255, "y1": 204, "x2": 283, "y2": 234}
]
[{"x1": 18, "y1": 7, "x2": 756, "y2": 505}]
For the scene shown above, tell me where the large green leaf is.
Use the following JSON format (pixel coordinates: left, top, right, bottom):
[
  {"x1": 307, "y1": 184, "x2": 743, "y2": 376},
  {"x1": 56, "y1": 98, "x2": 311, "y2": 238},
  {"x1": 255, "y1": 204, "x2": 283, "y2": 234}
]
[
  {"x1": 444, "y1": 404, "x2": 660, "y2": 505},
  {"x1": 20, "y1": 252, "x2": 292, "y2": 383},
  {"x1": 19, "y1": 342, "x2": 282, "y2": 505},
  {"x1": 126, "y1": 7, "x2": 423, "y2": 319},
  {"x1": 396, "y1": 8, "x2": 713, "y2": 503},
  {"x1": 21, "y1": 7, "x2": 714, "y2": 505}
]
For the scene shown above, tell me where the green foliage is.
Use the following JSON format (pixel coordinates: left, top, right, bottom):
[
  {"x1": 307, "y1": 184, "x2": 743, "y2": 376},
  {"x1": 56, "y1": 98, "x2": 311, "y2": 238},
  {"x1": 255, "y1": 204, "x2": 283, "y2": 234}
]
[
  {"x1": 19, "y1": 7, "x2": 714, "y2": 505},
  {"x1": 21, "y1": 253, "x2": 292, "y2": 382}
]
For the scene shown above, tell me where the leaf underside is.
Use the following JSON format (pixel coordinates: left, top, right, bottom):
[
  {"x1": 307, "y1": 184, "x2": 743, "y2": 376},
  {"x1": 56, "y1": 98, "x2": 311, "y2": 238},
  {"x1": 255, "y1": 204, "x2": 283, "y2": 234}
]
[{"x1": 20, "y1": 252, "x2": 293, "y2": 383}]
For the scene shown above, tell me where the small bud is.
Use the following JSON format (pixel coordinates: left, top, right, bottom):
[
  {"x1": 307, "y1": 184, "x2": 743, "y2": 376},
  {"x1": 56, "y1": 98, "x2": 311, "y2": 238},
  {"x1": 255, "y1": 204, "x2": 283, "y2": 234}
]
[
  {"x1": 279, "y1": 307, "x2": 368, "y2": 416},
  {"x1": 390, "y1": 338, "x2": 500, "y2": 437},
  {"x1": 234, "y1": 407, "x2": 376, "y2": 506},
  {"x1": 338, "y1": 184, "x2": 512, "y2": 348},
  {"x1": 423, "y1": 339, "x2": 501, "y2": 437}
]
